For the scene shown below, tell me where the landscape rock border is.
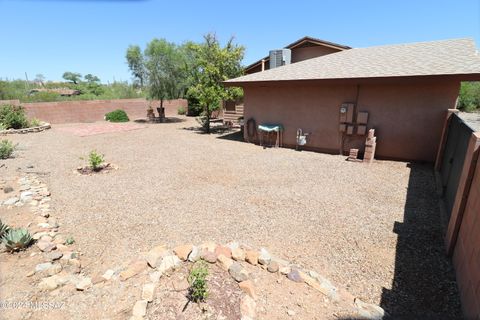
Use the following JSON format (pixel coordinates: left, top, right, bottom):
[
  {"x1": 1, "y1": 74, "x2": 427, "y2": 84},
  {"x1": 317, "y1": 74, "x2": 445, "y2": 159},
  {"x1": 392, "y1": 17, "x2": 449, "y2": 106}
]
[
  {"x1": 0, "y1": 122, "x2": 51, "y2": 135},
  {"x1": 120, "y1": 242, "x2": 386, "y2": 320}
]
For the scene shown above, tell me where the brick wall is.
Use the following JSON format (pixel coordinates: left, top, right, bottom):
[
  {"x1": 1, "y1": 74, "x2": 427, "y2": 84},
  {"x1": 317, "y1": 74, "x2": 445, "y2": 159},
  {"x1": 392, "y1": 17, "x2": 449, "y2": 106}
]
[
  {"x1": 452, "y1": 156, "x2": 480, "y2": 319},
  {"x1": 0, "y1": 99, "x2": 187, "y2": 124}
]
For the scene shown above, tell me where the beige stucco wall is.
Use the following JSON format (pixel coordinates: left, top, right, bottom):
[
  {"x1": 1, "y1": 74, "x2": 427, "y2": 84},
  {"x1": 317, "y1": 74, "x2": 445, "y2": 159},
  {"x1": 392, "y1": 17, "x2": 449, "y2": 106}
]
[{"x1": 243, "y1": 80, "x2": 460, "y2": 162}]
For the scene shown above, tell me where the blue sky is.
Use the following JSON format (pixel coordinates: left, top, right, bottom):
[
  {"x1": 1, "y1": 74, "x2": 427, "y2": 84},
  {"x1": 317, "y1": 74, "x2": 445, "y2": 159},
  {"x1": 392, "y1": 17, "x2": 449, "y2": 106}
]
[{"x1": 1, "y1": 0, "x2": 479, "y2": 83}]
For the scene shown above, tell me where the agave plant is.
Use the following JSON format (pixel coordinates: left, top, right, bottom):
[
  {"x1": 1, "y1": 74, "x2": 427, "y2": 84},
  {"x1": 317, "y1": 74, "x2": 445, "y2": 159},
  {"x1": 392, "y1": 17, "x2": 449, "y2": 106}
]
[
  {"x1": 2, "y1": 228, "x2": 32, "y2": 252},
  {"x1": 0, "y1": 219, "x2": 9, "y2": 238}
]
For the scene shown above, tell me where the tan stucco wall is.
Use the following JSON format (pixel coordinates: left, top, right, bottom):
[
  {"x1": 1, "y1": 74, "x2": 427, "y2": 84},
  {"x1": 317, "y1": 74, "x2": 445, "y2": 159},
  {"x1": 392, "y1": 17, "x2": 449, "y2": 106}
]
[
  {"x1": 291, "y1": 46, "x2": 339, "y2": 63},
  {"x1": 243, "y1": 80, "x2": 460, "y2": 162}
]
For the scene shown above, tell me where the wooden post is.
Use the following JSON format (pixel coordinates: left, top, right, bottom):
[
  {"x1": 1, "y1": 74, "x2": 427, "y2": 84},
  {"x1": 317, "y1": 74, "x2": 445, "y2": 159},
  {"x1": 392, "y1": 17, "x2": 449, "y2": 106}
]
[{"x1": 445, "y1": 132, "x2": 480, "y2": 255}]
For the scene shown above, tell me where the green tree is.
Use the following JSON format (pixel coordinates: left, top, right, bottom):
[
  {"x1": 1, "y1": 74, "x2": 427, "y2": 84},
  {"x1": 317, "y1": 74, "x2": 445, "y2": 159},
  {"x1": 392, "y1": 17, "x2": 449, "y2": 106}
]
[
  {"x1": 144, "y1": 39, "x2": 189, "y2": 109},
  {"x1": 34, "y1": 74, "x2": 45, "y2": 86},
  {"x1": 84, "y1": 74, "x2": 100, "y2": 83},
  {"x1": 186, "y1": 33, "x2": 244, "y2": 133},
  {"x1": 62, "y1": 72, "x2": 82, "y2": 84},
  {"x1": 126, "y1": 45, "x2": 146, "y2": 88}
]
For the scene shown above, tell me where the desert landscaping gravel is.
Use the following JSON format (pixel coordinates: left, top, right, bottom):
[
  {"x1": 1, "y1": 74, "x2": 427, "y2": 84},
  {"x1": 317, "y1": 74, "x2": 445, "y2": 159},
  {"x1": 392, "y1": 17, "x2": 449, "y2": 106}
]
[{"x1": 0, "y1": 116, "x2": 461, "y2": 318}]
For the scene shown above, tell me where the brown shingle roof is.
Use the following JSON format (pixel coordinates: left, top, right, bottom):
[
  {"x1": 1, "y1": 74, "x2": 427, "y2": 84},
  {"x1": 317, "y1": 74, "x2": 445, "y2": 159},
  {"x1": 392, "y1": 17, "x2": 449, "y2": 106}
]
[{"x1": 228, "y1": 38, "x2": 480, "y2": 84}]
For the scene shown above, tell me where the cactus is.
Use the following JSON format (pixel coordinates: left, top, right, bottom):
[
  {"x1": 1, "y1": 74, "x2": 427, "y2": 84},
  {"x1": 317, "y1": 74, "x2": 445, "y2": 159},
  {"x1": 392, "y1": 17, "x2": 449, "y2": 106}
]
[
  {"x1": 2, "y1": 228, "x2": 32, "y2": 252},
  {"x1": 0, "y1": 219, "x2": 9, "y2": 238}
]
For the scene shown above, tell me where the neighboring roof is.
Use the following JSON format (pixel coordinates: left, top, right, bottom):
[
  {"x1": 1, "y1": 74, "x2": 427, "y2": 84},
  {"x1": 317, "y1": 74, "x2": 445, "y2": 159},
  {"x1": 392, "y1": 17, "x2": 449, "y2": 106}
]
[
  {"x1": 228, "y1": 38, "x2": 480, "y2": 85},
  {"x1": 244, "y1": 36, "x2": 351, "y2": 72}
]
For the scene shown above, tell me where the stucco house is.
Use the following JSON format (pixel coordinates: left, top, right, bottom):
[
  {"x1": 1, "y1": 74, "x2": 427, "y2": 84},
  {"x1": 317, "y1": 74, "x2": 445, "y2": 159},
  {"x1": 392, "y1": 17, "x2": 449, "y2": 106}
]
[{"x1": 225, "y1": 38, "x2": 480, "y2": 162}]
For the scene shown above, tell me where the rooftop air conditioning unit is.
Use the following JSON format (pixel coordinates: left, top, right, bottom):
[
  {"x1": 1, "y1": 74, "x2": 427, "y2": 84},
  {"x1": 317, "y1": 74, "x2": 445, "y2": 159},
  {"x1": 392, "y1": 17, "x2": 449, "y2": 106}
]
[{"x1": 269, "y1": 49, "x2": 291, "y2": 69}]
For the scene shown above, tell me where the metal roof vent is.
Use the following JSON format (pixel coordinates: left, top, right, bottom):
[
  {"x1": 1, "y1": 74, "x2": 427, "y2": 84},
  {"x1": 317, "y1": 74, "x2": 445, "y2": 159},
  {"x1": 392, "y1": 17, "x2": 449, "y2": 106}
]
[{"x1": 269, "y1": 49, "x2": 291, "y2": 69}]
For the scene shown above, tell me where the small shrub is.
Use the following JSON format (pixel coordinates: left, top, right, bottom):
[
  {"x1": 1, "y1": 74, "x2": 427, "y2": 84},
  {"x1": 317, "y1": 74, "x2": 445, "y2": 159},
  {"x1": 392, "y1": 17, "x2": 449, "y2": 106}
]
[
  {"x1": 105, "y1": 109, "x2": 129, "y2": 122},
  {"x1": 88, "y1": 150, "x2": 104, "y2": 171},
  {"x1": 177, "y1": 106, "x2": 186, "y2": 115},
  {"x1": 0, "y1": 219, "x2": 10, "y2": 238},
  {"x1": 188, "y1": 261, "x2": 209, "y2": 302},
  {"x1": 2, "y1": 228, "x2": 32, "y2": 252},
  {"x1": 0, "y1": 105, "x2": 29, "y2": 129},
  {"x1": 65, "y1": 236, "x2": 75, "y2": 245},
  {"x1": 0, "y1": 140, "x2": 16, "y2": 159}
]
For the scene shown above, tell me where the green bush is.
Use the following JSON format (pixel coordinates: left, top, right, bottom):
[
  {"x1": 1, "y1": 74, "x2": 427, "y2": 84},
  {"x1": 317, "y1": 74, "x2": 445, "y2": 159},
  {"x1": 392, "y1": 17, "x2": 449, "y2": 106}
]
[
  {"x1": 105, "y1": 109, "x2": 129, "y2": 122},
  {"x1": 188, "y1": 261, "x2": 209, "y2": 302},
  {"x1": 0, "y1": 105, "x2": 29, "y2": 129},
  {"x1": 458, "y1": 82, "x2": 480, "y2": 112},
  {"x1": 177, "y1": 106, "x2": 186, "y2": 115},
  {"x1": 88, "y1": 150, "x2": 104, "y2": 171},
  {"x1": 29, "y1": 118, "x2": 41, "y2": 127},
  {"x1": 0, "y1": 140, "x2": 16, "y2": 159}
]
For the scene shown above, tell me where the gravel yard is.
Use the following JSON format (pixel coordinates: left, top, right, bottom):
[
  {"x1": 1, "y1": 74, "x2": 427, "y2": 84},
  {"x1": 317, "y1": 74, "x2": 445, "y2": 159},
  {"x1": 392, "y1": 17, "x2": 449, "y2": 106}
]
[{"x1": 1, "y1": 116, "x2": 461, "y2": 318}]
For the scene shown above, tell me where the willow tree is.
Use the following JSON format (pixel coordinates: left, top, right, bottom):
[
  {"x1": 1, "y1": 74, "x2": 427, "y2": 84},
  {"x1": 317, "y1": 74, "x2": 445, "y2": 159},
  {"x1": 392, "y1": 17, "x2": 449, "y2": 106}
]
[{"x1": 187, "y1": 33, "x2": 244, "y2": 133}]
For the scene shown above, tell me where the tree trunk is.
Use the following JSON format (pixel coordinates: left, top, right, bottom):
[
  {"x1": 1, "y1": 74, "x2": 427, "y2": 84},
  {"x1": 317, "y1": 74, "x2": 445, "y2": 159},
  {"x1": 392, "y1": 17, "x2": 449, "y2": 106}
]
[{"x1": 204, "y1": 106, "x2": 211, "y2": 133}]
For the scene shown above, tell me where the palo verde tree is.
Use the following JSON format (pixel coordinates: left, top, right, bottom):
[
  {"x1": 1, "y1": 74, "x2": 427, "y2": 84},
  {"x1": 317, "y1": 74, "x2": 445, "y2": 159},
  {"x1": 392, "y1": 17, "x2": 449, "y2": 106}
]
[
  {"x1": 126, "y1": 45, "x2": 147, "y2": 88},
  {"x1": 144, "y1": 39, "x2": 188, "y2": 109},
  {"x1": 62, "y1": 72, "x2": 82, "y2": 84},
  {"x1": 186, "y1": 33, "x2": 244, "y2": 133}
]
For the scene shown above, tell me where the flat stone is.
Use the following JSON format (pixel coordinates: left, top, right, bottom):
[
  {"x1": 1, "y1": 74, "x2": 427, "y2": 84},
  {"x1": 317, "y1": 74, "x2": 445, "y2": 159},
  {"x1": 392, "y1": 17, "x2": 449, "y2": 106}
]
[
  {"x1": 63, "y1": 258, "x2": 82, "y2": 274},
  {"x1": 240, "y1": 295, "x2": 256, "y2": 319},
  {"x1": 173, "y1": 244, "x2": 193, "y2": 261},
  {"x1": 306, "y1": 271, "x2": 339, "y2": 301},
  {"x1": 132, "y1": 300, "x2": 148, "y2": 317},
  {"x1": 102, "y1": 269, "x2": 115, "y2": 280},
  {"x1": 3, "y1": 197, "x2": 18, "y2": 205},
  {"x1": 215, "y1": 246, "x2": 232, "y2": 259},
  {"x1": 245, "y1": 250, "x2": 259, "y2": 266},
  {"x1": 76, "y1": 277, "x2": 92, "y2": 291},
  {"x1": 149, "y1": 271, "x2": 161, "y2": 283},
  {"x1": 287, "y1": 269, "x2": 303, "y2": 283},
  {"x1": 267, "y1": 261, "x2": 279, "y2": 273},
  {"x1": 201, "y1": 250, "x2": 217, "y2": 263},
  {"x1": 239, "y1": 280, "x2": 257, "y2": 299},
  {"x1": 120, "y1": 260, "x2": 148, "y2": 281},
  {"x1": 47, "y1": 252, "x2": 63, "y2": 261},
  {"x1": 142, "y1": 283, "x2": 155, "y2": 302},
  {"x1": 145, "y1": 245, "x2": 168, "y2": 268},
  {"x1": 217, "y1": 254, "x2": 234, "y2": 271},
  {"x1": 37, "y1": 241, "x2": 56, "y2": 252},
  {"x1": 200, "y1": 241, "x2": 217, "y2": 253},
  {"x1": 38, "y1": 276, "x2": 58, "y2": 291},
  {"x1": 287, "y1": 309, "x2": 296, "y2": 316},
  {"x1": 37, "y1": 223, "x2": 51, "y2": 229},
  {"x1": 280, "y1": 266, "x2": 291, "y2": 275},
  {"x1": 92, "y1": 275, "x2": 105, "y2": 285},
  {"x1": 229, "y1": 262, "x2": 249, "y2": 282},
  {"x1": 47, "y1": 264, "x2": 62, "y2": 276},
  {"x1": 35, "y1": 262, "x2": 53, "y2": 273},
  {"x1": 232, "y1": 248, "x2": 246, "y2": 261},
  {"x1": 188, "y1": 246, "x2": 201, "y2": 262},
  {"x1": 20, "y1": 191, "x2": 33, "y2": 202},
  {"x1": 157, "y1": 255, "x2": 181, "y2": 274},
  {"x1": 354, "y1": 298, "x2": 385, "y2": 319},
  {"x1": 258, "y1": 248, "x2": 271, "y2": 265},
  {"x1": 32, "y1": 232, "x2": 49, "y2": 240}
]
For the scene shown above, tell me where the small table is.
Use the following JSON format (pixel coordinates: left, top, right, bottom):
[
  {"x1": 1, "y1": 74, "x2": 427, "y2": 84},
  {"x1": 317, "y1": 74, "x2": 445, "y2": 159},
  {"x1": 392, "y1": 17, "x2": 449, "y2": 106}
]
[{"x1": 258, "y1": 124, "x2": 283, "y2": 148}]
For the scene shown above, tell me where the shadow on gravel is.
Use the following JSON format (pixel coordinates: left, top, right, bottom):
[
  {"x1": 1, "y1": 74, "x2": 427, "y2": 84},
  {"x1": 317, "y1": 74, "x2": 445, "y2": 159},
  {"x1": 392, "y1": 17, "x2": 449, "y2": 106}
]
[
  {"x1": 379, "y1": 163, "x2": 462, "y2": 319},
  {"x1": 216, "y1": 130, "x2": 244, "y2": 142}
]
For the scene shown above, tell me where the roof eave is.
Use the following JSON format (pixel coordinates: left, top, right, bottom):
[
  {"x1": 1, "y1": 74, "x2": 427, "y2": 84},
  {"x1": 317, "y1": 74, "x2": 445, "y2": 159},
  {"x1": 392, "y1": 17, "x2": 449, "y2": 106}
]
[{"x1": 224, "y1": 73, "x2": 480, "y2": 87}]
